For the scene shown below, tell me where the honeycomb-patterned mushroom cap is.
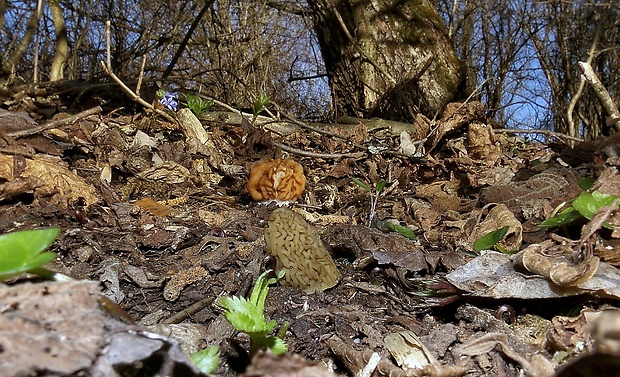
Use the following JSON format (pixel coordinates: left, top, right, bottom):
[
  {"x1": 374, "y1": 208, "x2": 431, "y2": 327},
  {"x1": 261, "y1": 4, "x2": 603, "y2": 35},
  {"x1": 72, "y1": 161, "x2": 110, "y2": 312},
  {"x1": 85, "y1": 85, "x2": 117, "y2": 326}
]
[
  {"x1": 247, "y1": 159, "x2": 305, "y2": 202},
  {"x1": 263, "y1": 208, "x2": 340, "y2": 293}
]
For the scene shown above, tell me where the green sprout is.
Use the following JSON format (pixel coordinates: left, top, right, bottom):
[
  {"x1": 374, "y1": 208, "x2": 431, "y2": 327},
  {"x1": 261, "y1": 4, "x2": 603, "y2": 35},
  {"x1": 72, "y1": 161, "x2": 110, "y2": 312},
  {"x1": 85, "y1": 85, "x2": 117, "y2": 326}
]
[
  {"x1": 473, "y1": 226, "x2": 511, "y2": 253},
  {"x1": 384, "y1": 221, "x2": 417, "y2": 240},
  {"x1": 352, "y1": 177, "x2": 416, "y2": 239},
  {"x1": 540, "y1": 190, "x2": 618, "y2": 230},
  {"x1": 352, "y1": 177, "x2": 385, "y2": 227},
  {"x1": 0, "y1": 228, "x2": 61, "y2": 281},
  {"x1": 190, "y1": 345, "x2": 220, "y2": 374},
  {"x1": 218, "y1": 270, "x2": 288, "y2": 357},
  {"x1": 251, "y1": 93, "x2": 271, "y2": 123},
  {"x1": 182, "y1": 93, "x2": 213, "y2": 116},
  {"x1": 155, "y1": 89, "x2": 166, "y2": 99}
]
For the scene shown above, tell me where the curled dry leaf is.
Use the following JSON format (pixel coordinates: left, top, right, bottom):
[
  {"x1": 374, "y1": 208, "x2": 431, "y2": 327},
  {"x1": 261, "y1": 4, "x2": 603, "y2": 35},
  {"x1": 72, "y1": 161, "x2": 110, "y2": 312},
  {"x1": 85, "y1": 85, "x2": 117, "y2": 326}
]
[
  {"x1": 469, "y1": 204, "x2": 522, "y2": 251},
  {"x1": 263, "y1": 208, "x2": 340, "y2": 294},
  {"x1": 513, "y1": 240, "x2": 599, "y2": 287},
  {"x1": 384, "y1": 331, "x2": 437, "y2": 370},
  {"x1": 480, "y1": 167, "x2": 581, "y2": 219},
  {"x1": 247, "y1": 159, "x2": 306, "y2": 202},
  {"x1": 0, "y1": 154, "x2": 99, "y2": 207},
  {"x1": 415, "y1": 178, "x2": 462, "y2": 212},
  {"x1": 467, "y1": 122, "x2": 503, "y2": 163},
  {"x1": 455, "y1": 333, "x2": 554, "y2": 377}
]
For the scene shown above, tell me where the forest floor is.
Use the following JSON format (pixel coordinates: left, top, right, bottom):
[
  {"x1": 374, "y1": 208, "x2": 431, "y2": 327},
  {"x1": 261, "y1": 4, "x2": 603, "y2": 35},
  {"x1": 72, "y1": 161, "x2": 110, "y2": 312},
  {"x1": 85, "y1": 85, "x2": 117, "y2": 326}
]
[{"x1": 1, "y1": 84, "x2": 620, "y2": 377}]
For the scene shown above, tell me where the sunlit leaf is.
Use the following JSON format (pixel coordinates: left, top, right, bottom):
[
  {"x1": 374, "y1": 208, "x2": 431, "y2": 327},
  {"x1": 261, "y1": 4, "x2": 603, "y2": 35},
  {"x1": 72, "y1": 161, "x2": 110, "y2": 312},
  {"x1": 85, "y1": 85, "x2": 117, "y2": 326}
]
[
  {"x1": 473, "y1": 226, "x2": 509, "y2": 252},
  {"x1": 573, "y1": 191, "x2": 618, "y2": 219},
  {"x1": 0, "y1": 228, "x2": 60, "y2": 281},
  {"x1": 540, "y1": 207, "x2": 582, "y2": 227},
  {"x1": 385, "y1": 222, "x2": 416, "y2": 240},
  {"x1": 190, "y1": 345, "x2": 220, "y2": 374},
  {"x1": 352, "y1": 177, "x2": 371, "y2": 192},
  {"x1": 375, "y1": 179, "x2": 386, "y2": 194}
]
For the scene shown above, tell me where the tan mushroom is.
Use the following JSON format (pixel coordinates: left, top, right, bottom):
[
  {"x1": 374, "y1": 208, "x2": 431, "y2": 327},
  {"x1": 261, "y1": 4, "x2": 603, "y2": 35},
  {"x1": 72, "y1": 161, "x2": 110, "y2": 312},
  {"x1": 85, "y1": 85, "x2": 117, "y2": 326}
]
[
  {"x1": 247, "y1": 159, "x2": 306, "y2": 202},
  {"x1": 264, "y1": 208, "x2": 340, "y2": 293}
]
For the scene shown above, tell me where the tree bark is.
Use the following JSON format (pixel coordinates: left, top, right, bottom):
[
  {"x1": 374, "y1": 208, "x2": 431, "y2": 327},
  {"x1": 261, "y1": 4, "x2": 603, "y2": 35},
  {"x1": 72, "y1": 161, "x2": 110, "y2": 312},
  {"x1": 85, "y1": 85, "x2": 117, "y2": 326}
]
[
  {"x1": 49, "y1": 0, "x2": 68, "y2": 81},
  {"x1": 3, "y1": 0, "x2": 43, "y2": 75},
  {"x1": 307, "y1": 0, "x2": 466, "y2": 121}
]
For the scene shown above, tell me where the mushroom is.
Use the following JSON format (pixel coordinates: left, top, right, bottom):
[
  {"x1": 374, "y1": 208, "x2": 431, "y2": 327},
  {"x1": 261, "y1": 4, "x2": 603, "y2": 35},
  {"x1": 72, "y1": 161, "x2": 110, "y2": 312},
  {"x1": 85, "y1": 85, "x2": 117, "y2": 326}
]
[
  {"x1": 247, "y1": 159, "x2": 305, "y2": 202},
  {"x1": 263, "y1": 208, "x2": 340, "y2": 293}
]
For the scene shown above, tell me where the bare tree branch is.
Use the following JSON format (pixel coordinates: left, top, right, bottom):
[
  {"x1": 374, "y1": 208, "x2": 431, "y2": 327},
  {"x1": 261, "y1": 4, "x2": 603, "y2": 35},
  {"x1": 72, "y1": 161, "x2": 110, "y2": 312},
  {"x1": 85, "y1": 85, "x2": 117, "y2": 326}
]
[{"x1": 578, "y1": 61, "x2": 620, "y2": 133}]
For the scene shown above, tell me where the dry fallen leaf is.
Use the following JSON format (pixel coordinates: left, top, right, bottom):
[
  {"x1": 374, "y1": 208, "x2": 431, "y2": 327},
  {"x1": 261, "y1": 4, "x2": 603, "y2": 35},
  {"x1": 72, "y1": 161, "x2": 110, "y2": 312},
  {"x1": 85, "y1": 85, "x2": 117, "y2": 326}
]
[
  {"x1": 384, "y1": 330, "x2": 437, "y2": 370},
  {"x1": 0, "y1": 281, "x2": 104, "y2": 376},
  {"x1": 0, "y1": 153, "x2": 99, "y2": 207},
  {"x1": 514, "y1": 240, "x2": 599, "y2": 287},
  {"x1": 469, "y1": 203, "x2": 523, "y2": 251}
]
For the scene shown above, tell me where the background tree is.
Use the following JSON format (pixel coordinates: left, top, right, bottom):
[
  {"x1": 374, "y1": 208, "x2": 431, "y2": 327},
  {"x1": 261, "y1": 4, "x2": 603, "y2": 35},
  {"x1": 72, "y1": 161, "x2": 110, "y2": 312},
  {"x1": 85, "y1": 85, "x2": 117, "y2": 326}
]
[
  {"x1": 0, "y1": 0, "x2": 619, "y2": 139},
  {"x1": 307, "y1": 0, "x2": 466, "y2": 121},
  {"x1": 438, "y1": 0, "x2": 620, "y2": 138}
]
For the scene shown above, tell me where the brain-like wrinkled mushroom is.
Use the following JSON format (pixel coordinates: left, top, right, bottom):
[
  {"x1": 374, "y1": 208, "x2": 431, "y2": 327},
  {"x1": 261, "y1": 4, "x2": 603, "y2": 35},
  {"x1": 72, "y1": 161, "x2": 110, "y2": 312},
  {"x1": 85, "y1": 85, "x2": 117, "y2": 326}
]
[
  {"x1": 264, "y1": 208, "x2": 340, "y2": 293},
  {"x1": 247, "y1": 159, "x2": 305, "y2": 202}
]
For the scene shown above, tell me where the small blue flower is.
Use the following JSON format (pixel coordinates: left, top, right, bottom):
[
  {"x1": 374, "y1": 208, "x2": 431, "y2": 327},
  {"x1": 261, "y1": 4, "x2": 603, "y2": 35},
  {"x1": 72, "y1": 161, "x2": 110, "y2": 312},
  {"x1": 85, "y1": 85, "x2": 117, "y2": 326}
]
[{"x1": 159, "y1": 91, "x2": 179, "y2": 111}]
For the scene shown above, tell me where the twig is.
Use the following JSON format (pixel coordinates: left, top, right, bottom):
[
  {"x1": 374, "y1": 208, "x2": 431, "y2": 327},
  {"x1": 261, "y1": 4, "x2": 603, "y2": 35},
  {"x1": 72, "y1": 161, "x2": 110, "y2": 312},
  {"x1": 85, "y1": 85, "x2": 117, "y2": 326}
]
[
  {"x1": 162, "y1": 0, "x2": 214, "y2": 80},
  {"x1": 100, "y1": 21, "x2": 177, "y2": 124},
  {"x1": 161, "y1": 296, "x2": 216, "y2": 324},
  {"x1": 279, "y1": 109, "x2": 367, "y2": 151},
  {"x1": 105, "y1": 21, "x2": 111, "y2": 69},
  {"x1": 567, "y1": 22, "x2": 601, "y2": 138},
  {"x1": 274, "y1": 142, "x2": 364, "y2": 159},
  {"x1": 8, "y1": 106, "x2": 103, "y2": 138},
  {"x1": 210, "y1": 97, "x2": 244, "y2": 114},
  {"x1": 136, "y1": 54, "x2": 147, "y2": 97},
  {"x1": 578, "y1": 61, "x2": 620, "y2": 133},
  {"x1": 495, "y1": 128, "x2": 584, "y2": 143}
]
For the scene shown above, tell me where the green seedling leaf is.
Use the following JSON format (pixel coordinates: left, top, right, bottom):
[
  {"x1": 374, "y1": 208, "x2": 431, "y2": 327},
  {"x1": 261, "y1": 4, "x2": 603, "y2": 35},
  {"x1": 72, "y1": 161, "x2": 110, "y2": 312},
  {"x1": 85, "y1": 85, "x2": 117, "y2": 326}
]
[
  {"x1": 219, "y1": 295, "x2": 275, "y2": 333},
  {"x1": 573, "y1": 191, "x2": 618, "y2": 220},
  {"x1": 252, "y1": 93, "x2": 271, "y2": 117},
  {"x1": 540, "y1": 207, "x2": 582, "y2": 227},
  {"x1": 183, "y1": 93, "x2": 213, "y2": 116},
  {"x1": 190, "y1": 345, "x2": 220, "y2": 374},
  {"x1": 258, "y1": 335, "x2": 287, "y2": 355},
  {"x1": 0, "y1": 228, "x2": 60, "y2": 281},
  {"x1": 352, "y1": 177, "x2": 371, "y2": 192},
  {"x1": 578, "y1": 177, "x2": 596, "y2": 191},
  {"x1": 375, "y1": 179, "x2": 386, "y2": 194},
  {"x1": 218, "y1": 270, "x2": 286, "y2": 356},
  {"x1": 385, "y1": 222, "x2": 416, "y2": 240},
  {"x1": 473, "y1": 226, "x2": 509, "y2": 252}
]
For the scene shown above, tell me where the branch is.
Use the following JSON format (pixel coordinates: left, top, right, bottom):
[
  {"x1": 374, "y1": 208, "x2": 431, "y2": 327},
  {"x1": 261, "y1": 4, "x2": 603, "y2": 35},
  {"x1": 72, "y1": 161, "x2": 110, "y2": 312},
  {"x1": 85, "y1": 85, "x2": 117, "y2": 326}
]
[
  {"x1": 100, "y1": 21, "x2": 177, "y2": 124},
  {"x1": 162, "y1": 0, "x2": 214, "y2": 80},
  {"x1": 578, "y1": 61, "x2": 620, "y2": 133},
  {"x1": 495, "y1": 128, "x2": 584, "y2": 143},
  {"x1": 567, "y1": 22, "x2": 601, "y2": 138},
  {"x1": 8, "y1": 106, "x2": 102, "y2": 138}
]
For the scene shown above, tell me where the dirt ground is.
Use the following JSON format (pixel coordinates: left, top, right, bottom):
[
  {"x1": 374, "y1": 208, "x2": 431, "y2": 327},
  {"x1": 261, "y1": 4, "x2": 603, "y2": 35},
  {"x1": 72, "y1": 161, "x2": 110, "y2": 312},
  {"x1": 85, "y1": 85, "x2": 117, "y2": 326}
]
[{"x1": 1, "y1": 86, "x2": 620, "y2": 377}]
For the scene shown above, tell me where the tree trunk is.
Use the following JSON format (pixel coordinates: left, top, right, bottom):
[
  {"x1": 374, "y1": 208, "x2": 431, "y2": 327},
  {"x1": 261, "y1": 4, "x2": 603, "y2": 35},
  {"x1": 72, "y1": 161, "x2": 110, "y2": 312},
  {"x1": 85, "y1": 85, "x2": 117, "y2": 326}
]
[
  {"x1": 308, "y1": 0, "x2": 466, "y2": 121},
  {"x1": 49, "y1": 0, "x2": 68, "y2": 81},
  {"x1": 3, "y1": 0, "x2": 43, "y2": 76}
]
